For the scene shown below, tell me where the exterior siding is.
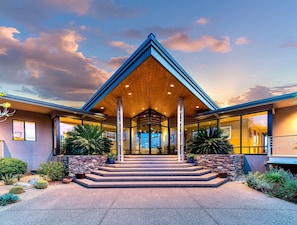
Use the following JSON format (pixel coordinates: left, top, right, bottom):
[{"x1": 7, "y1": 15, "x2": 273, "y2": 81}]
[
  {"x1": 0, "y1": 110, "x2": 53, "y2": 171},
  {"x1": 273, "y1": 105, "x2": 297, "y2": 136}
]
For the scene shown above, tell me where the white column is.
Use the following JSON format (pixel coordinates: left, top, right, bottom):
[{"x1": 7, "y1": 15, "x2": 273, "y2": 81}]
[
  {"x1": 177, "y1": 98, "x2": 184, "y2": 161},
  {"x1": 116, "y1": 97, "x2": 124, "y2": 162}
]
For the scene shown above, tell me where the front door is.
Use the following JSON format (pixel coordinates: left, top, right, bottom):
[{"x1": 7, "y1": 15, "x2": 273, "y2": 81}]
[{"x1": 130, "y1": 109, "x2": 169, "y2": 154}]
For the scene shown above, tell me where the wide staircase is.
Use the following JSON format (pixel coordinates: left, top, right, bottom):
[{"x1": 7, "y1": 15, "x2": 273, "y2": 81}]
[{"x1": 74, "y1": 155, "x2": 229, "y2": 188}]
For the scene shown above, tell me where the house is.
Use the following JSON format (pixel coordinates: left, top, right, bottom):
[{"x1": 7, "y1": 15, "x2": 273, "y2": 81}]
[{"x1": 1, "y1": 33, "x2": 297, "y2": 172}]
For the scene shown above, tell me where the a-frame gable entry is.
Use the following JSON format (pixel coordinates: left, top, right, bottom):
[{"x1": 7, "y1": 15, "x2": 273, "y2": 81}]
[{"x1": 83, "y1": 33, "x2": 218, "y2": 118}]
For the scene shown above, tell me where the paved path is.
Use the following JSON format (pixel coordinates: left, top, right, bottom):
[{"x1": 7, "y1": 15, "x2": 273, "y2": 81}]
[{"x1": 1, "y1": 181, "x2": 297, "y2": 225}]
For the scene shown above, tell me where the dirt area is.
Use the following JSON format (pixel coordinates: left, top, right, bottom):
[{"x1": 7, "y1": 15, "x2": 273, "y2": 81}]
[{"x1": 0, "y1": 174, "x2": 67, "y2": 207}]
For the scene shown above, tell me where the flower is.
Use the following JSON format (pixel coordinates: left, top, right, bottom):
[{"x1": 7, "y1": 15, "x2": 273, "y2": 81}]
[{"x1": 2, "y1": 102, "x2": 11, "y2": 108}]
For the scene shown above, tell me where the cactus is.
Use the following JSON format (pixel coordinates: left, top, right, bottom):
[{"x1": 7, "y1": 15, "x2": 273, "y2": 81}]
[
  {"x1": 0, "y1": 193, "x2": 19, "y2": 206},
  {"x1": 34, "y1": 180, "x2": 48, "y2": 189},
  {"x1": 9, "y1": 186, "x2": 25, "y2": 194}
]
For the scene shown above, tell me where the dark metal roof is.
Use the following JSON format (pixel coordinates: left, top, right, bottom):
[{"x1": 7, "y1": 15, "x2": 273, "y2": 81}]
[
  {"x1": 195, "y1": 92, "x2": 297, "y2": 120},
  {"x1": 1, "y1": 94, "x2": 107, "y2": 120}
]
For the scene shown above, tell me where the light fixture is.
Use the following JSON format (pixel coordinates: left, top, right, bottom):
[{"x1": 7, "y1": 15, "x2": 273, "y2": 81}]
[
  {"x1": 125, "y1": 85, "x2": 129, "y2": 88},
  {"x1": 128, "y1": 92, "x2": 132, "y2": 95},
  {"x1": 170, "y1": 84, "x2": 174, "y2": 88},
  {"x1": 167, "y1": 92, "x2": 171, "y2": 95},
  {"x1": 100, "y1": 106, "x2": 105, "y2": 110},
  {"x1": 196, "y1": 105, "x2": 200, "y2": 109}
]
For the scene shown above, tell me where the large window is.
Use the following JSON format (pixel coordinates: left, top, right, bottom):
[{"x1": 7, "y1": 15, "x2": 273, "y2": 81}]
[
  {"x1": 219, "y1": 116, "x2": 241, "y2": 154},
  {"x1": 242, "y1": 112, "x2": 268, "y2": 154},
  {"x1": 13, "y1": 120, "x2": 36, "y2": 141}
]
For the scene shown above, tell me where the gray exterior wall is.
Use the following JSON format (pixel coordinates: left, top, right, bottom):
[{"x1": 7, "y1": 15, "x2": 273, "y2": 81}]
[{"x1": 0, "y1": 110, "x2": 53, "y2": 171}]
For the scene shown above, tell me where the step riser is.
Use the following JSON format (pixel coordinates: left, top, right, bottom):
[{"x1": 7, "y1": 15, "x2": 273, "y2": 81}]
[
  {"x1": 107, "y1": 164, "x2": 195, "y2": 168},
  {"x1": 87, "y1": 176, "x2": 218, "y2": 182},
  {"x1": 92, "y1": 171, "x2": 211, "y2": 177},
  {"x1": 98, "y1": 168, "x2": 202, "y2": 173},
  {"x1": 74, "y1": 178, "x2": 229, "y2": 188}
]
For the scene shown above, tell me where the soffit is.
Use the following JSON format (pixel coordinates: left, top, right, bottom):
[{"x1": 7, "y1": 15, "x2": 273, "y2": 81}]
[{"x1": 91, "y1": 56, "x2": 210, "y2": 118}]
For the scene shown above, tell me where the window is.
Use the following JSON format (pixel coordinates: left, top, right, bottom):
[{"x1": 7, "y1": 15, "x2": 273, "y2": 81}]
[{"x1": 13, "y1": 120, "x2": 36, "y2": 141}]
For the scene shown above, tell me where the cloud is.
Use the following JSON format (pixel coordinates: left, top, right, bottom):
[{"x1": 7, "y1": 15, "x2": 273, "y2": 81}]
[
  {"x1": 41, "y1": 0, "x2": 91, "y2": 15},
  {"x1": 280, "y1": 41, "x2": 297, "y2": 48},
  {"x1": 107, "y1": 56, "x2": 129, "y2": 70},
  {"x1": 196, "y1": 18, "x2": 208, "y2": 25},
  {"x1": 90, "y1": 0, "x2": 140, "y2": 19},
  {"x1": 0, "y1": 26, "x2": 109, "y2": 102},
  {"x1": 161, "y1": 33, "x2": 231, "y2": 53},
  {"x1": 226, "y1": 84, "x2": 297, "y2": 106},
  {"x1": 108, "y1": 41, "x2": 137, "y2": 54},
  {"x1": 235, "y1": 37, "x2": 250, "y2": 45}
]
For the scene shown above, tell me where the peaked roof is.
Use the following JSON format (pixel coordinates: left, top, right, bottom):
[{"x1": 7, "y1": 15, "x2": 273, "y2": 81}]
[{"x1": 83, "y1": 33, "x2": 218, "y2": 118}]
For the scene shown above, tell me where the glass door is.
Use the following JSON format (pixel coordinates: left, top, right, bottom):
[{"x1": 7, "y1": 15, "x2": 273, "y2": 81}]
[{"x1": 130, "y1": 109, "x2": 169, "y2": 154}]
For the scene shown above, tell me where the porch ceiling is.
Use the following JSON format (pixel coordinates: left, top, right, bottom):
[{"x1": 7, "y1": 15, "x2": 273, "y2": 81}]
[{"x1": 91, "y1": 56, "x2": 210, "y2": 118}]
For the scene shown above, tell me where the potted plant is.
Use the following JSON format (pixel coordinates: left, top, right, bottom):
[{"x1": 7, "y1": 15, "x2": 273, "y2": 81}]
[
  {"x1": 186, "y1": 153, "x2": 195, "y2": 163},
  {"x1": 217, "y1": 166, "x2": 228, "y2": 178},
  {"x1": 75, "y1": 168, "x2": 86, "y2": 179},
  {"x1": 62, "y1": 176, "x2": 73, "y2": 184},
  {"x1": 107, "y1": 152, "x2": 115, "y2": 164}
]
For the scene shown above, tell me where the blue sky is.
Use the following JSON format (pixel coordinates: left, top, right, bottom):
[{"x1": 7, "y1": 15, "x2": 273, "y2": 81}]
[{"x1": 1, "y1": 0, "x2": 297, "y2": 108}]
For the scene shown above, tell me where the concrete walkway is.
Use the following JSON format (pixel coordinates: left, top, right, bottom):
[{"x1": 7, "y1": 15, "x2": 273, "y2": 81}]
[{"x1": 1, "y1": 181, "x2": 297, "y2": 225}]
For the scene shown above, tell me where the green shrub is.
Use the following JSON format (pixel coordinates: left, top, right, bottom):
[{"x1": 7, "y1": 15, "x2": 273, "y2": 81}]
[
  {"x1": 187, "y1": 127, "x2": 233, "y2": 154},
  {"x1": 9, "y1": 186, "x2": 25, "y2": 194},
  {"x1": 37, "y1": 161, "x2": 66, "y2": 181},
  {"x1": 246, "y1": 169, "x2": 297, "y2": 203},
  {"x1": 0, "y1": 193, "x2": 19, "y2": 206},
  {"x1": 0, "y1": 158, "x2": 27, "y2": 178},
  {"x1": 65, "y1": 124, "x2": 112, "y2": 155},
  {"x1": 263, "y1": 168, "x2": 291, "y2": 184},
  {"x1": 34, "y1": 180, "x2": 48, "y2": 189},
  {"x1": 2, "y1": 173, "x2": 15, "y2": 185}
]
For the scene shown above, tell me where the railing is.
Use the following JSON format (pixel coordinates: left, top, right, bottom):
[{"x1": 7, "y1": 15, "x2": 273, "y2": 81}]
[
  {"x1": 233, "y1": 146, "x2": 267, "y2": 154},
  {"x1": 268, "y1": 135, "x2": 297, "y2": 156}
]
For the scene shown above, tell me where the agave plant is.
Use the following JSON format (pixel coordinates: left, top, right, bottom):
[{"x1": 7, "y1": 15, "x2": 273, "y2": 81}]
[
  {"x1": 65, "y1": 124, "x2": 112, "y2": 155},
  {"x1": 187, "y1": 127, "x2": 233, "y2": 154}
]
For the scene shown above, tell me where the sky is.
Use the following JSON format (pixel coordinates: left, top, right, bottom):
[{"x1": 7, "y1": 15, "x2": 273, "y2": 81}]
[{"x1": 1, "y1": 0, "x2": 297, "y2": 108}]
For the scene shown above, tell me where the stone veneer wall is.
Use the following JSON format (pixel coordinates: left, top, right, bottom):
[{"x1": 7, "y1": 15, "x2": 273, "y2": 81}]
[
  {"x1": 195, "y1": 154, "x2": 244, "y2": 181},
  {"x1": 65, "y1": 155, "x2": 107, "y2": 176}
]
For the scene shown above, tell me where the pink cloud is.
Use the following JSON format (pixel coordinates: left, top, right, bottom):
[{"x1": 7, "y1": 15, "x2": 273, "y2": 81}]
[
  {"x1": 226, "y1": 84, "x2": 297, "y2": 106},
  {"x1": 107, "y1": 56, "x2": 129, "y2": 69},
  {"x1": 0, "y1": 26, "x2": 21, "y2": 54},
  {"x1": 161, "y1": 33, "x2": 231, "y2": 53},
  {"x1": 41, "y1": 0, "x2": 91, "y2": 15},
  {"x1": 280, "y1": 41, "x2": 297, "y2": 48},
  {"x1": 108, "y1": 41, "x2": 137, "y2": 54},
  {"x1": 235, "y1": 37, "x2": 250, "y2": 45},
  {"x1": 196, "y1": 18, "x2": 208, "y2": 25},
  {"x1": 0, "y1": 26, "x2": 109, "y2": 102}
]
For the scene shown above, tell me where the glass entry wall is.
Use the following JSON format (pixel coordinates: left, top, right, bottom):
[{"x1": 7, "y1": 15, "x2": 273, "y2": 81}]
[{"x1": 130, "y1": 109, "x2": 169, "y2": 154}]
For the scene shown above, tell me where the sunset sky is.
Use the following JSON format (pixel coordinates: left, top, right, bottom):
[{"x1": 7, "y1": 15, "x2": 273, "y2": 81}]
[{"x1": 1, "y1": 0, "x2": 297, "y2": 108}]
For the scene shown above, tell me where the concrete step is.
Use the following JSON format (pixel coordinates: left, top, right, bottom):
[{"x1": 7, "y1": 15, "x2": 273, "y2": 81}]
[
  {"x1": 92, "y1": 169, "x2": 211, "y2": 177},
  {"x1": 98, "y1": 166, "x2": 203, "y2": 173},
  {"x1": 86, "y1": 172, "x2": 218, "y2": 182},
  {"x1": 114, "y1": 160, "x2": 188, "y2": 164},
  {"x1": 124, "y1": 158, "x2": 178, "y2": 161},
  {"x1": 124, "y1": 155, "x2": 177, "y2": 158},
  {"x1": 74, "y1": 177, "x2": 230, "y2": 188},
  {"x1": 106, "y1": 163, "x2": 196, "y2": 168}
]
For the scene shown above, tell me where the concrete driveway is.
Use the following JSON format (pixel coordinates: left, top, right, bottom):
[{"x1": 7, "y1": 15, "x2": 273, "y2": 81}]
[{"x1": 1, "y1": 181, "x2": 297, "y2": 225}]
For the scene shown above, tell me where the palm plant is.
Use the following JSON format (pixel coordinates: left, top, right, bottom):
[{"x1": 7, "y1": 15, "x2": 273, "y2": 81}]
[
  {"x1": 65, "y1": 124, "x2": 112, "y2": 155},
  {"x1": 187, "y1": 127, "x2": 232, "y2": 154}
]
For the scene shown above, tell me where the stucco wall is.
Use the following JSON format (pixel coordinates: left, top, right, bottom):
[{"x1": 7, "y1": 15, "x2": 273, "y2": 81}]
[
  {"x1": 0, "y1": 110, "x2": 53, "y2": 171},
  {"x1": 273, "y1": 105, "x2": 297, "y2": 136}
]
